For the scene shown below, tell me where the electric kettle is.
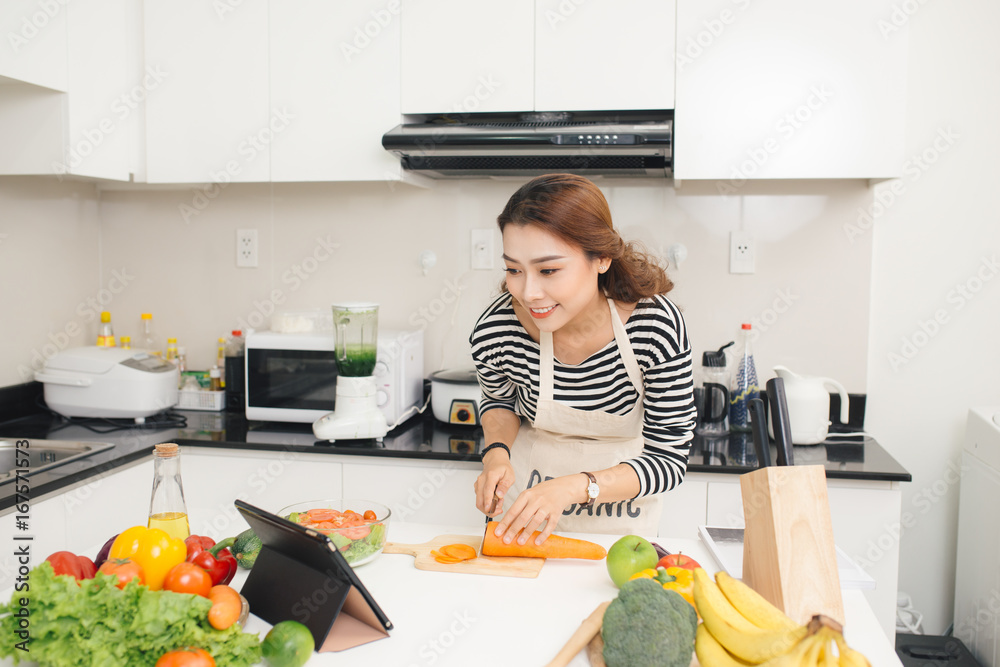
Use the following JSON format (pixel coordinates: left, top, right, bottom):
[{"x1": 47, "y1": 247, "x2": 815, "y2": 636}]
[{"x1": 770, "y1": 365, "x2": 850, "y2": 445}]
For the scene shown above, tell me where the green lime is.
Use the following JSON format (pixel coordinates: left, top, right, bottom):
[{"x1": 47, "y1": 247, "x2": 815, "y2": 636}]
[{"x1": 262, "y1": 620, "x2": 315, "y2": 667}]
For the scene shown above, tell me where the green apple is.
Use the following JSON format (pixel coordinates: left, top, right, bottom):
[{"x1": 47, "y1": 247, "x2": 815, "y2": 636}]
[{"x1": 606, "y1": 535, "x2": 659, "y2": 588}]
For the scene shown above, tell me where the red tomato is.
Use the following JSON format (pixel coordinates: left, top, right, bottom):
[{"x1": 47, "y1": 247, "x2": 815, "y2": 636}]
[
  {"x1": 155, "y1": 647, "x2": 215, "y2": 667},
  {"x1": 163, "y1": 562, "x2": 213, "y2": 598},
  {"x1": 338, "y1": 525, "x2": 371, "y2": 540},
  {"x1": 98, "y1": 558, "x2": 145, "y2": 589},
  {"x1": 45, "y1": 551, "x2": 97, "y2": 581},
  {"x1": 656, "y1": 553, "x2": 701, "y2": 571},
  {"x1": 362, "y1": 510, "x2": 377, "y2": 521}
]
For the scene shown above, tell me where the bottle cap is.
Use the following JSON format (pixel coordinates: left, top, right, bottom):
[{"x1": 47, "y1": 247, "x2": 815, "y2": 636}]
[
  {"x1": 121, "y1": 336, "x2": 131, "y2": 342},
  {"x1": 100, "y1": 311, "x2": 111, "y2": 323},
  {"x1": 231, "y1": 330, "x2": 242, "y2": 336},
  {"x1": 154, "y1": 443, "x2": 180, "y2": 457},
  {"x1": 141, "y1": 313, "x2": 152, "y2": 320},
  {"x1": 218, "y1": 337, "x2": 226, "y2": 343},
  {"x1": 167, "y1": 337, "x2": 177, "y2": 344},
  {"x1": 702, "y1": 341, "x2": 734, "y2": 367},
  {"x1": 209, "y1": 367, "x2": 221, "y2": 378},
  {"x1": 741, "y1": 323, "x2": 752, "y2": 330}
]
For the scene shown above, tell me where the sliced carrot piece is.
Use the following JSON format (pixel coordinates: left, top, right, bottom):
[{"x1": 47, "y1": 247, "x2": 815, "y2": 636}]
[
  {"x1": 440, "y1": 544, "x2": 477, "y2": 561},
  {"x1": 430, "y1": 549, "x2": 462, "y2": 564}
]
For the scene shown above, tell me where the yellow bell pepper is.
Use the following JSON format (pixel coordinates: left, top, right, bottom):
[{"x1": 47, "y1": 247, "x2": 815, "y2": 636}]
[
  {"x1": 628, "y1": 565, "x2": 696, "y2": 609},
  {"x1": 108, "y1": 525, "x2": 186, "y2": 590}
]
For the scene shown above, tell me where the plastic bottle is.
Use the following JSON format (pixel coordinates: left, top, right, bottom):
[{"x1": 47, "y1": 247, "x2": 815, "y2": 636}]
[
  {"x1": 97, "y1": 311, "x2": 116, "y2": 347},
  {"x1": 120, "y1": 336, "x2": 131, "y2": 350},
  {"x1": 140, "y1": 313, "x2": 161, "y2": 357},
  {"x1": 216, "y1": 337, "x2": 227, "y2": 388},
  {"x1": 729, "y1": 324, "x2": 760, "y2": 433},
  {"x1": 147, "y1": 443, "x2": 190, "y2": 540},
  {"x1": 176, "y1": 346, "x2": 187, "y2": 373},
  {"x1": 165, "y1": 337, "x2": 179, "y2": 364},
  {"x1": 697, "y1": 341, "x2": 733, "y2": 436},
  {"x1": 224, "y1": 330, "x2": 245, "y2": 410}
]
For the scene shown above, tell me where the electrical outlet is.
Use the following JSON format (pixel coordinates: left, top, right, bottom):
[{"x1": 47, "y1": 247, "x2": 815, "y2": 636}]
[
  {"x1": 471, "y1": 229, "x2": 494, "y2": 270},
  {"x1": 237, "y1": 229, "x2": 258, "y2": 268},
  {"x1": 730, "y1": 231, "x2": 755, "y2": 274}
]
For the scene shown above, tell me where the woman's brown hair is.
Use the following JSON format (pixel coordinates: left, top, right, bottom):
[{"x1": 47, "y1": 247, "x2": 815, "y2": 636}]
[{"x1": 496, "y1": 173, "x2": 673, "y2": 301}]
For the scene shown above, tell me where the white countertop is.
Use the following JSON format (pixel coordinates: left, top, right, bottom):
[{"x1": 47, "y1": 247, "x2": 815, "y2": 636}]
[
  {"x1": 235, "y1": 522, "x2": 902, "y2": 667},
  {"x1": 1, "y1": 521, "x2": 903, "y2": 667}
]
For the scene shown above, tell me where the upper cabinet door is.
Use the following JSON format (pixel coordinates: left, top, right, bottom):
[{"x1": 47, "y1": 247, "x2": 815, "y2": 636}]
[
  {"x1": 144, "y1": 0, "x2": 270, "y2": 183},
  {"x1": 269, "y1": 1, "x2": 401, "y2": 182},
  {"x1": 0, "y1": 0, "x2": 68, "y2": 91},
  {"x1": 674, "y1": 0, "x2": 907, "y2": 180},
  {"x1": 401, "y1": 0, "x2": 534, "y2": 114},
  {"x1": 534, "y1": 0, "x2": 675, "y2": 112}
]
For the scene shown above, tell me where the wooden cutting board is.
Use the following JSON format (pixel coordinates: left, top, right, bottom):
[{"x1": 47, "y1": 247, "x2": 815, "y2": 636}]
[{"x1": 383, "y1": 533, "x2": 545, "y2": 578}]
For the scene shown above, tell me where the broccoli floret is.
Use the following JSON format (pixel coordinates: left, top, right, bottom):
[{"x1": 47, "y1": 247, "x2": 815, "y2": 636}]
[{"x1": 601, "y1": 578, "x2": 698, "y2": 667}]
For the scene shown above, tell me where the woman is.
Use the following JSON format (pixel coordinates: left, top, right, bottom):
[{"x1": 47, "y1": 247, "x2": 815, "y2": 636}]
[{"x1": 471, "y1": 173, "x2": 696, "y2": 547}]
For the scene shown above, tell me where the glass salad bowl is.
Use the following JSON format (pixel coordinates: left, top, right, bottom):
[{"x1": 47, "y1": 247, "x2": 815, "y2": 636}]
[{"x1": 278, "y1": 499, "x2": 390, "y2": 567}]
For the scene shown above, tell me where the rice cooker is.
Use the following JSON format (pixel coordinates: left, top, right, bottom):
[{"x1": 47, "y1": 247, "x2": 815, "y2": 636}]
[
  {"x1": 35, "y1": 347, "x2": 179, "y2": 419},
  {"x1": 429, "y1": 369, "x2": 481, "y2": 426}
]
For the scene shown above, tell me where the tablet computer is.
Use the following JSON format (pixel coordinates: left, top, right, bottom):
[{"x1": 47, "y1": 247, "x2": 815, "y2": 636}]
[{"x1": 235, "y1": 499, "x2": 393, "y2": 651}]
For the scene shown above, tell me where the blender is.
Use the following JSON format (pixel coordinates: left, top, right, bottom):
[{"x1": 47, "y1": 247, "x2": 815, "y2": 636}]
[{"x1": 312, "y1": 303, "x2": 388, "y2": 441}]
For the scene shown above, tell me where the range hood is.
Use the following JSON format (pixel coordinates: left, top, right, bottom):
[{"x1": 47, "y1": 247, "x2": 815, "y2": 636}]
[{"x1": 382, "y1": 110, "x2": 672, "y2": 179}]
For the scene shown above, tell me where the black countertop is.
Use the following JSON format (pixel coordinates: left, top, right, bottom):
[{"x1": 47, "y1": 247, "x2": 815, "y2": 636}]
[{"x1": 0, "y1": 403, "x2": 910, "y2": 511}]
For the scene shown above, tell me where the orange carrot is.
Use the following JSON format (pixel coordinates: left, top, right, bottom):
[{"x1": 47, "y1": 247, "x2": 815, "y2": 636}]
[
  {"x1": 481, "y1": 522, "x2": 607, "y2": 560},
  {"x1": 430, "y1": 550, "x2": 462, "y2": 564},
  {"x1": 440, "y1": 544, "x2": 477, "y2": 561}
]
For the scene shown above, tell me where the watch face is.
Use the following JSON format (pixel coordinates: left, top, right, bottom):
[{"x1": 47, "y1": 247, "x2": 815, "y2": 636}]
[{"x1": 587, "y1": 482, "x2": 600, "y2": 499}]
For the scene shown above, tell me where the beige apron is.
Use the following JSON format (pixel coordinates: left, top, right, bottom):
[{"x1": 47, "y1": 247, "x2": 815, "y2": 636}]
[{"x1": 504, "y1": 298, "x2": 661, "y2": 535}]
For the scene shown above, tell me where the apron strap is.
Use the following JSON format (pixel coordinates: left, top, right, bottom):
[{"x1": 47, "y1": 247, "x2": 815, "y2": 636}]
[{"x1": 538, "y1": 298, "x2": 644, "y2": 401}]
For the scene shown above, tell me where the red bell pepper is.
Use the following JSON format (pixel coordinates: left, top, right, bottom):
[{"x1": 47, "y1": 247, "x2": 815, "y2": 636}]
[
  {"x1": 45, "y1": 551, "x2": 97, "y2": 581},
  {"x1": 185, "y1": 536, "x2": 237, "y2": 585}
]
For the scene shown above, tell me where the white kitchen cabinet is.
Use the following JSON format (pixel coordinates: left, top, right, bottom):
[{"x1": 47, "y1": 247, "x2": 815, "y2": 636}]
[
  {"x1": 703, "y1": 475, "x2": 902, "y2": 642},
  {"x1": 144, "y1": 0, "x2": 271, "y2": 183},
  {"x1": 182, "y1": 449, "x2": 343, "y2": 536},
  {"x1": 534, "y1": 0, "x2": 675, "y2": 112},
  {"x1": 674, "y1": 0, "x2": 907, "y2": 180},
  {"x1": 269, "y1": 1, "x2": 402, "y2": 182},
  {"x1": 342, "y1": 460, "x2": 483, "y2": 526},
  {"x1": 400, "y1": 0, "x2": 534, "y2": 114},
  {"x1": 0, "y1": 0, "x2": 130, "y2": 180},
  {"x1": 0, "y1": 0, "x2": 68, "y2": 92},
  {"x1": 401, "y1": 0, "x2": 676, "y2": 115}
]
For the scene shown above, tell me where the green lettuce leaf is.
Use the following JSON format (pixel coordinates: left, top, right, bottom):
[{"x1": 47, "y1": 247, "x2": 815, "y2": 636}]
[{"x1": 0, "y1": 562, "x2": 261, "y2": 667}]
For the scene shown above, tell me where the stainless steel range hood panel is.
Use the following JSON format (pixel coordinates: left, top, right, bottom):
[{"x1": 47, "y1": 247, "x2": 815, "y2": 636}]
[{"x1": 382, "y1": 111, "x2": 673, "y2": 179}]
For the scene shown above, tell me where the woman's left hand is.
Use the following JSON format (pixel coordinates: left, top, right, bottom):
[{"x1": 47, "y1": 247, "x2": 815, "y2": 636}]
[{"x1": 492, "y1": 474, "x2": 583, "y2": 546}]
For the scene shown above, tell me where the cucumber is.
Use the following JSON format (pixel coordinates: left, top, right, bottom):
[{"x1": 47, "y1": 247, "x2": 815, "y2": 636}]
[{"x1": 232, "y1": 528, "x2": 263, "y2": 569}]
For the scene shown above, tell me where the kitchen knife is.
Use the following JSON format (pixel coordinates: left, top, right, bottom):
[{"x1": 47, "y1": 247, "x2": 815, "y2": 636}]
[
  {"x1": 749, "y1": 397, "x2": 771, "y2": 467},
  {"x1": 765, "y1": 377, "x2": 794, "y2": 466}
]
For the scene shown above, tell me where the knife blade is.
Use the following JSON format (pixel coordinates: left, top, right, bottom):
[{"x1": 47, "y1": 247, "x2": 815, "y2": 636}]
[
  {"x1": 749, "y1": 397, "x2": 771, "y2": 467},
  {"x1": 485, "y1": 493, "x2": 500, "y2": 525},
  {"x1": 766, "y1": 377, "x2": 794, "y2": 466}
]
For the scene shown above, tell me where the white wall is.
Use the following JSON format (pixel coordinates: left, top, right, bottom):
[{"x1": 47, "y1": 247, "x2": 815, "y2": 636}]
[
  {"x1": 866, "y1": 0, "x2": 1000, "y2": 634},
  {"x1": 1, "y1": 177, "x2": 875, "y2": 391}
]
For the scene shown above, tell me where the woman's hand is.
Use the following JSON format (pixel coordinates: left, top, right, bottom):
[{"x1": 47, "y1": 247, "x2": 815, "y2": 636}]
[
  {"x1": 492, "y1": 474, "x2": 584, "y2": 546},
  {"x1": 475, "y1": 448, "x2": 515, "y2": 518}
]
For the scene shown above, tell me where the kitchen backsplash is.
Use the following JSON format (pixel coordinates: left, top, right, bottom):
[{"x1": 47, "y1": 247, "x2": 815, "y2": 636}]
[{"x1": 0, "y1": 176, "x2": 873, "y2": 391}]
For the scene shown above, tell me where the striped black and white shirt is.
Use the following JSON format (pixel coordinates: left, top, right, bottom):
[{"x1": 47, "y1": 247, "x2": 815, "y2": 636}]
[{"x1": 470, "y1": 292, "x2": 696, "y2": 497}]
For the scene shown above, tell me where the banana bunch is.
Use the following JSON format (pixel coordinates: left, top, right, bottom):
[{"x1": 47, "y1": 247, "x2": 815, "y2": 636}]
[{"x1": 692, "y1": 569, "x2": 871, "y2": 667}]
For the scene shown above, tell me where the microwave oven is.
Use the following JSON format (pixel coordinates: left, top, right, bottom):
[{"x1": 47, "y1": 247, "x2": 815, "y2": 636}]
[{"x1": 244, "y1": 329, "x2": 424, "y2": 426}]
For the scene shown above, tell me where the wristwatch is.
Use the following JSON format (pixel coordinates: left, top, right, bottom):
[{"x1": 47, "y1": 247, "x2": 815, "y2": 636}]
[{"x1": 581, "y1": 472, "x2": 600, "y2": 509}]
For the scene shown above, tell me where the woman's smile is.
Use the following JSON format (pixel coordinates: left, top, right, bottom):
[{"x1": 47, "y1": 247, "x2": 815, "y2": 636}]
[{"x1": 529, "y1": 305, "x2": 557, "y2": 318}]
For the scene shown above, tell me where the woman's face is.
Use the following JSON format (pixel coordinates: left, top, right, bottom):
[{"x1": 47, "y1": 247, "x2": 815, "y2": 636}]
[{"x1": 502, "y1": 223, "x2": 606, "y2": 334}]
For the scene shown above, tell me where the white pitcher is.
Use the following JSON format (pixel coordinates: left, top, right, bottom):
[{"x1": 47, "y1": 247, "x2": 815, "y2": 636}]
[{"x1": 771, "y1": 365, "x2": 850, "y2": 445}]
